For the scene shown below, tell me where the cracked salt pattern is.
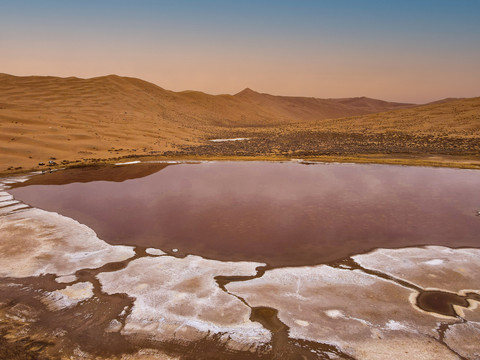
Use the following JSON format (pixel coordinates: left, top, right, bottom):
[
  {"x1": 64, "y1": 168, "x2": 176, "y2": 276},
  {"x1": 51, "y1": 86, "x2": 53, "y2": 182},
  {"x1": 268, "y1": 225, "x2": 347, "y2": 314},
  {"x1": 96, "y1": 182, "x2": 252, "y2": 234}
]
[
  {"x1": 1, "y1": 166, "x2": 480, "y2": 359},
  {"x1": 97, "y1": 255, "x2": 271, "y2": 348}
]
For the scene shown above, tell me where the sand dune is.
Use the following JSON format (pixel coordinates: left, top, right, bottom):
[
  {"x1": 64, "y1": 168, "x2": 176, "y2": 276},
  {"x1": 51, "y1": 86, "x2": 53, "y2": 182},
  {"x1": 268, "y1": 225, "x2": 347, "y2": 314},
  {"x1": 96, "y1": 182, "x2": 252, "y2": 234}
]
[
  {"x1": 0, "y1": 73, "x2": 478, "y2": 173},
  {"x1": 235, "y1": 87, "x2": 412, "y2": 121},
  {"x1": 294, "y1": 96, "x2": 480, "y2": 135}
]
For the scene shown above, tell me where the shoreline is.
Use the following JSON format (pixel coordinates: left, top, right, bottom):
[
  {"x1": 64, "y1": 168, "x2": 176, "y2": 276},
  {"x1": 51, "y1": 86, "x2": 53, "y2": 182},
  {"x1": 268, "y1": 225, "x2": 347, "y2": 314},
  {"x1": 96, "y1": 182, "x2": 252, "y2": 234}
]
[
  {"x1": 2, "y1": 153, "x2": 480, "y2": 178},
  {"x1": 2, "y1": 173, "x2": 480, "y2": 359}
]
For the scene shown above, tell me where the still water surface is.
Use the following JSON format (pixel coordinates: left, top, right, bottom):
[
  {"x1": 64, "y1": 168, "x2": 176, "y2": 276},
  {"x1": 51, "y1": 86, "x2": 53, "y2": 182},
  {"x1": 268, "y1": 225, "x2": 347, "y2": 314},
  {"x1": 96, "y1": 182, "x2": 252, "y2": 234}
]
[{"x1": 10, "y1": 162, "x2": 480, "y2": 267}]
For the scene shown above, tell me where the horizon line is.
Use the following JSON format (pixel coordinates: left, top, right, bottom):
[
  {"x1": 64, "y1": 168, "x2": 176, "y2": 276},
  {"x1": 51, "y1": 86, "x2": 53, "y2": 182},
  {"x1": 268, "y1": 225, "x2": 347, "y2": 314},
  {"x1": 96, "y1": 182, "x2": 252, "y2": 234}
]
[{"x1": 4, "y1": 71, "x2": 476, "y2": 105}]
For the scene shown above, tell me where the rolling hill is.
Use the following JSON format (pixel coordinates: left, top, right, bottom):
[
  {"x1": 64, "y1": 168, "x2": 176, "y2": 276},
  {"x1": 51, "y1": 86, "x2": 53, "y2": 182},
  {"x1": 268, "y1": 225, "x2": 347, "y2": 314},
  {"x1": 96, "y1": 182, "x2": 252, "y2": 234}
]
[{"x1": 0, "y1": 73, "x2": 478, "y2": 172}]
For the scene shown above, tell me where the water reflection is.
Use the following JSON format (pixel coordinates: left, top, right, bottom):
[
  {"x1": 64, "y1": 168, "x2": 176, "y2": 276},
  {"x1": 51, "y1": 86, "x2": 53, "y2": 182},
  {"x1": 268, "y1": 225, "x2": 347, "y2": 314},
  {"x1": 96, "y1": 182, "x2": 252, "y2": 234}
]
[{"x1": 10, "y1": 162, "x2": 480, "y2": 267}]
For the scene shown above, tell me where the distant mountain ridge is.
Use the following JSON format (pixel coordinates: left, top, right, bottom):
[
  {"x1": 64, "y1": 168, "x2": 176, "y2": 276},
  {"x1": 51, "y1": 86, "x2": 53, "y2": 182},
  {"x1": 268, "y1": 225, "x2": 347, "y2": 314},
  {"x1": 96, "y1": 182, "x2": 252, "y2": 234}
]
[
  {"x1": 0, "y1": 73, "x2": 414, "y2": 127},
  {"x1": 234, "y1": 87, "x2": 414, "y2": 123}
]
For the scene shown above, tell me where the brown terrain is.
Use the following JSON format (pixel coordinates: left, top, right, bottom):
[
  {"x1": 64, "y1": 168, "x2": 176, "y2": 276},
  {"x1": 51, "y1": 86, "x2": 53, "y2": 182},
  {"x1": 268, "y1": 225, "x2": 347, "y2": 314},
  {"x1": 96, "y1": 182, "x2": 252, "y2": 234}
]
[{"x1": 1, "y1": 72, "x2": 479, "y2": 175}]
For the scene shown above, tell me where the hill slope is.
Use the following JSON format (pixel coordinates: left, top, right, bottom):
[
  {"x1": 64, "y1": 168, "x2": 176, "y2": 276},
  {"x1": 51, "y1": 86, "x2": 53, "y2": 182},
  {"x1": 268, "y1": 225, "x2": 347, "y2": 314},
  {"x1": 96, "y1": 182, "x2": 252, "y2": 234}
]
[
  {"x1": 234, "y1": 88, "x2": 412, "y2": 122},
  {"x1": 0, "y1": 73, "x2": 412, "y2": 128},
  {"x1": 0, "y1": 73, "x2": 478, "y2": 172},
  {"x1": 294, "y1": 96, "x2": 480, "y2": 135},
  {"x1": 177, "y1": 96, "x2": 480, "y2": 166},
  {"x1": 0, "y1": 73, "x2": 413, "y2": 171}
]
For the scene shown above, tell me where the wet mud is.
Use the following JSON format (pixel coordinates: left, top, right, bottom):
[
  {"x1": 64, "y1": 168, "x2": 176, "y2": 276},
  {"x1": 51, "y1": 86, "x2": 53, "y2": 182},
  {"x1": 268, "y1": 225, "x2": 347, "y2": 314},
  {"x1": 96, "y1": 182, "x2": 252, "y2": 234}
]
[
  {"x1": 216, "y1": 267, "x2": 356, "y2": 359},
  {"x1": 416, "y1": 291, "x2": 480, "y2": 318},
  {"x1": 250, "y1": 307, "x2": 356, "y2": 360},
  {"x1": 0, "y1": 260, "x2": 355, "y2": 360},
  {"x1": 0, "y1": 254, "x2": 261, "y2": 360}
]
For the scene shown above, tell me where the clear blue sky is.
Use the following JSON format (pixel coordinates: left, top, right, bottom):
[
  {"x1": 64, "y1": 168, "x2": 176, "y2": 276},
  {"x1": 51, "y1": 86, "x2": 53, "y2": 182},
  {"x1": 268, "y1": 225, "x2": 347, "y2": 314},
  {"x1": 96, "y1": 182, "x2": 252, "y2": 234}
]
[{"x1": 1, "y1": 0, "x2": 479, "y2": 102}]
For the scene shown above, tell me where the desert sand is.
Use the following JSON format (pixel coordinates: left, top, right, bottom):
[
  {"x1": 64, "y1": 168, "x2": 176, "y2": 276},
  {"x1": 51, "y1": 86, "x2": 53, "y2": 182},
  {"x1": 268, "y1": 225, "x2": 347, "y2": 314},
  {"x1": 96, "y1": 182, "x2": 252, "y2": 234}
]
[{"x1": 2, "y1": 73, "x2": 478, "y2": 174}]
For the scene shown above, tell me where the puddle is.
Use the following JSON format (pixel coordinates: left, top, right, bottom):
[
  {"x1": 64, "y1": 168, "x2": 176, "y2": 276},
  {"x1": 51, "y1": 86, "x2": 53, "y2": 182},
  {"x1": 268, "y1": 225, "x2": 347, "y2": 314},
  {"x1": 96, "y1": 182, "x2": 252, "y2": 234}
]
[
  {"x1": 416, "y1": 290, "x2": 480, "y2": 317},
  {"x1": 9, "y1": 162, "x2": 480, "y2": 267}
]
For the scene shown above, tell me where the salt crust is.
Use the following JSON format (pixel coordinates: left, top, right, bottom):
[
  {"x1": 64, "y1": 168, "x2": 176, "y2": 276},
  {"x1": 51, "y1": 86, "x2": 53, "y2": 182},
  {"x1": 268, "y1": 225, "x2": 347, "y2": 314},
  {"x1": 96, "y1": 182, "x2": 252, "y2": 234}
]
[
  {"x1": 0, "y1": 199, "x2": 19, "y2": 207},
  {"x1": 350, "y1": 335, "x2": 460, "y2": 360},
  {"x1": 112, "y1": 349, "x2": 181, "y2": 360},
  {"x1": 0, "y1": 206, "x2": 135, "y2": 278},
  {"x1": 444, "y1": 321, "x2": 480, "y2": 359},
  {"x1": 209, "y1": 138, "x2": 250, "y2": 142},
  {"x1": 0, "y1": 202, "x2": 29, "y2": 214},
  {"x1": 41, "y1": 282, "x2": 94, "y2": 311},
  {"x1": 145, "y1": 248, "x2": 166, "y2": 256},
  {"x1": 226, "y1": 262, "x2": 472, "y2": 359},
  {"x1": 0, "y1": 193, "x2": 14, "y2": 200},
  {"x1": 115, "y1": 161, "x2": 141, "y2": 165},
  {"x1": 353, "y1": 246, "x2": 480, "y2": 292},
  {"x1": 98, "y1": 255, "x2": 271, "y2": 348},
  {"x1": 56, "y1": 275, "x2": 78, "y2": 283}
]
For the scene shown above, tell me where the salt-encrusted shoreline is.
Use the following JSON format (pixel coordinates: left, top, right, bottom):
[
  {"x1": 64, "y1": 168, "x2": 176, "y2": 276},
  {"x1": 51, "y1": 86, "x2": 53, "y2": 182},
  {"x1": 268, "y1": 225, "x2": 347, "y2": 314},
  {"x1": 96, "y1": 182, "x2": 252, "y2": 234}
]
[{"x1": 1, "y1": 173, "x2": 480, "y2": 359}]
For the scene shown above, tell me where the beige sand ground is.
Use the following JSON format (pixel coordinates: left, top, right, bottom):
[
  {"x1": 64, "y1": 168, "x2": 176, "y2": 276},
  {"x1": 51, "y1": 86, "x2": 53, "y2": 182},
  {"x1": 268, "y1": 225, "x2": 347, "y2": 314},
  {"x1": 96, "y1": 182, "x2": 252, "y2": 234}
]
[{"x1": 2, "y1": 73, "x2": 478, "y2": 175}]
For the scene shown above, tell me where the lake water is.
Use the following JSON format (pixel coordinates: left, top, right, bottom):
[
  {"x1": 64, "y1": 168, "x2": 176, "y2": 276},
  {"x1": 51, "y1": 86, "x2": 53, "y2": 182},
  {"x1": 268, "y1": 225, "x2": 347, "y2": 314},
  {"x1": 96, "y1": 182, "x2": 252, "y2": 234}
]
[{"x1": 9, "y1": 162, "x2": 480, "y2": 267}]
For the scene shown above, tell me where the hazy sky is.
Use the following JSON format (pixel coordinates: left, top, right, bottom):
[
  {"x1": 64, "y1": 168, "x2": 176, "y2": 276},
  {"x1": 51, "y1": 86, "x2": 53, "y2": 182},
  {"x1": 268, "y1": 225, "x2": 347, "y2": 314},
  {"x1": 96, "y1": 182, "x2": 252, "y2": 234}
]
[{"x1": 1, "y1": 0, "x2": 479, "y2": 103}]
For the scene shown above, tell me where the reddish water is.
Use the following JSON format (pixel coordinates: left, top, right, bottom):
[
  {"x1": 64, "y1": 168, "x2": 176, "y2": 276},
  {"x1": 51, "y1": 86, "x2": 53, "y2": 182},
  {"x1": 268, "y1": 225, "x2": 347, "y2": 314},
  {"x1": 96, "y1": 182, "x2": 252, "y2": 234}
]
[{"x1": 9, "y1": 162, "x2": 480, "y2": 267}]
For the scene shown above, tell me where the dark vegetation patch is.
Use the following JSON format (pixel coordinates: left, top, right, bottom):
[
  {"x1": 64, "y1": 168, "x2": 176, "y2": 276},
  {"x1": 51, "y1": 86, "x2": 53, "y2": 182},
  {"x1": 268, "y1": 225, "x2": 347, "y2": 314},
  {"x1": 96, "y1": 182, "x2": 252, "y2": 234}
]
[{"x1": 167, "y1": 131, "x2": 480, "y2": 158}]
